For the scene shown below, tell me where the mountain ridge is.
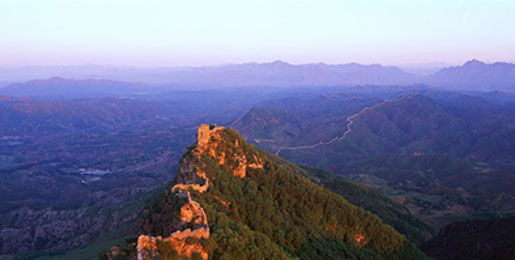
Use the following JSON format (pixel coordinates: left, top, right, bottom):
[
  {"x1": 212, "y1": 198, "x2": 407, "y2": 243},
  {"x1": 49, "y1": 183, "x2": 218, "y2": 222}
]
[
  {"x1": 427, "y1": 59, "x2": 515, "y2": 90},
  {"x1": 2, "y1": 59, "x2": 515, "y2": 93},
  {"x1": 102, "y1": 124, "x2": 427, "y2": 259}
]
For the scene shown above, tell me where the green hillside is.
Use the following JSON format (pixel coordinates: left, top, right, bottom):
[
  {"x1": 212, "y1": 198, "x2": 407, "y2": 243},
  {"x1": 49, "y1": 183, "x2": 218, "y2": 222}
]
[
  {"x1": 116, "y1": 126, "x2": 427, "y2": 260},
  {"x1": 298, "y1": 166, "x2": 434, "y2": 245}
]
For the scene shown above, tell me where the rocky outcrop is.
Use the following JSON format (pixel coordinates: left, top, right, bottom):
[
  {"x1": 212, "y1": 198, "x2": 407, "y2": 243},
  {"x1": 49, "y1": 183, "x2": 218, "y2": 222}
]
[
  {"x1": 136, "y1": 189, "x2": 210, "y2": 260},
  {"x1": 196, "y1": 124, "x2": 263, "y2": 178},
  {"x1": 197, "y1": 124, "x2": 224, "y2": 150}
]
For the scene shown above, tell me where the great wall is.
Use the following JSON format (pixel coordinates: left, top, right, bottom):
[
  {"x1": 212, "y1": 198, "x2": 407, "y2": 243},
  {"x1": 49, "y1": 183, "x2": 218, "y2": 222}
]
[{"x1": 136, "y1": 124, "x2": 263, "y2": 260}]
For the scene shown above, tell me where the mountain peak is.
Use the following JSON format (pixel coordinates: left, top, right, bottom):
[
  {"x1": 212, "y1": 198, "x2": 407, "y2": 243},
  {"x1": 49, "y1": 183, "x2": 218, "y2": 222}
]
[
  {"x1": 48, "y1": 76, "x2": 66, "y2": 81},
  {"x1": 195, "y1": 124, "x2": 264, "y2": 178},
  {"x1": 270, "y1": 59, "x2": 289, "y2": 65},
  {"x1": 197, "y1": 124, "x2": 225, "y2": 150},
  {"x1": 463, "y1": 59, "x2": 485, "y2": 67},
  {"x1": 266, "y1": 60, "x2": 292, "y2": 68},
  {"x1": 26, "y1": 76, "x2": 67, "y2": 86}
]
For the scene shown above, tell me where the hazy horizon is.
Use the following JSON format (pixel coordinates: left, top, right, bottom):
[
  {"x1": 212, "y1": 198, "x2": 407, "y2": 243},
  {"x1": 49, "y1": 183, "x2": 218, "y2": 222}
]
[
  {"x1": 0, "y1": 58, "x2": 510, "y2": 69},
  {"x1": 2, "y1": 0, "x2": 514, "y2": 67}
]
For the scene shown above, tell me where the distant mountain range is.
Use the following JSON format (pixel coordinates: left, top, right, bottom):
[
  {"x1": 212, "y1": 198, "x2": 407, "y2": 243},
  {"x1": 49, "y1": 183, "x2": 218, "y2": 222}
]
[
  {"x1": 1, "y1": 59, "x2": 515, "y2": 93},
  {"x1": 427, "y1": 59, "x2": 515, "y2": 90},
  {"x1": 0, "y1": 77, "x2": 148, "y2": 98}
]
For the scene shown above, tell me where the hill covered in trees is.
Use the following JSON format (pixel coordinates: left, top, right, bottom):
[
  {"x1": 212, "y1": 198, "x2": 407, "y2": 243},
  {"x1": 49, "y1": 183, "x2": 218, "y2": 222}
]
[{"x1": 101, "y1": 125, "x2": 427, "y2": 259}]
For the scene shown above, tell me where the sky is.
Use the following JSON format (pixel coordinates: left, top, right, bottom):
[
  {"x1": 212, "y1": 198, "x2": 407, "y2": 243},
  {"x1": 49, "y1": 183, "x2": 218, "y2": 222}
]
[{"x1": 1, "y1": 0, "x2": 514, "y2": 67}]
